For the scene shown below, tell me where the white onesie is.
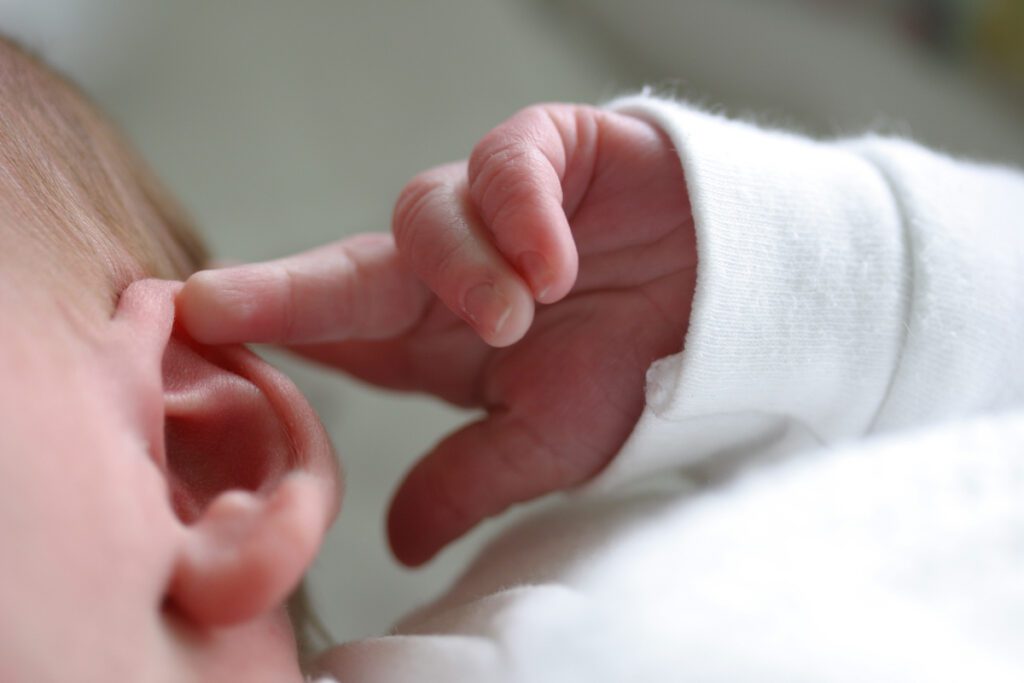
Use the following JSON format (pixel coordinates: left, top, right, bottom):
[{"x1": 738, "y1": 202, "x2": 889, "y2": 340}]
[{"x1": 313, "y1": 95, "x2": 1024, "y2": 683}]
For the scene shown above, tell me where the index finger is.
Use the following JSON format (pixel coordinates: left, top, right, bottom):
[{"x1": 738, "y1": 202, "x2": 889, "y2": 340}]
[{"x1": 177, "y1": 233, "x2": 431, "y2": 345}]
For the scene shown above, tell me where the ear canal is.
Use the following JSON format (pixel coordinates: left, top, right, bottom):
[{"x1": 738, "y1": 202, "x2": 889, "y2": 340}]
[{"x1": 162, "y1": 327, "x2": 293, "y2": 523}]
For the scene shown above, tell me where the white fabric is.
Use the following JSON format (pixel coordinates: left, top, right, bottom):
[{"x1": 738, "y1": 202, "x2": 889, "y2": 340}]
[
  {"x1": 593, "y1": 95, "x2": 1024, "y2": 488},
  {"x1": 314, "y1": 96, "x2": 1024, "y2": 682}
]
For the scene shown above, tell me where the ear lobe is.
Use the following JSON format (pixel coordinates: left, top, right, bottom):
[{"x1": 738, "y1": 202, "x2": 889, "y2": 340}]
[
  {"x1": 112, "y1": 279, "x2": 341, "y2": 628},
  {"x1": 169, "y1": 472, "x2": 332, "y2": 626}
]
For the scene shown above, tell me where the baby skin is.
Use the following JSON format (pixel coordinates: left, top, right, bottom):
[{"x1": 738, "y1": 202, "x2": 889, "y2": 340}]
[{"x1": 179, "y1": 104, "x2": 697, "y2": 566}]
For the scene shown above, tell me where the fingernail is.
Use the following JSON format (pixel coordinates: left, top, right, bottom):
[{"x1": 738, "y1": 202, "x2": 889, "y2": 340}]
[
  {"x1": 518, "y1": 251, "x2": 551, "y2": 300},
  {"x1": 462, "y1": 283, "x2": 511, "y2": 337}
]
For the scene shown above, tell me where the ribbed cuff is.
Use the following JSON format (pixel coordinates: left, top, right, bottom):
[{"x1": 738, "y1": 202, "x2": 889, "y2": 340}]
[{"x1": 589, "y1": 96, "x2": 908, "y2": 488}]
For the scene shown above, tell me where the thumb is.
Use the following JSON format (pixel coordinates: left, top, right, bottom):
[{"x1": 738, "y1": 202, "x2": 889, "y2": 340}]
[
  {"x1": 387, "y1": 411, "x2": 589, "y2": 566},
  {"x1": 177, "y1": 233, "x2": 430, "y2": 345}
]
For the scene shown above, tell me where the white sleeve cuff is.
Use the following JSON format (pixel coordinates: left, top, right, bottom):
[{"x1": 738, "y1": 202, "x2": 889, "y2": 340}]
[{"x1": 590, "y1": 96, "x2": 910, "y2": 488}]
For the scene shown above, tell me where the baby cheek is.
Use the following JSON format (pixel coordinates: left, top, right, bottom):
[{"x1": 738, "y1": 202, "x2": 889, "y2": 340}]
[{"x1": 0, "y1": 377, "x2": 177, "y2": 677}]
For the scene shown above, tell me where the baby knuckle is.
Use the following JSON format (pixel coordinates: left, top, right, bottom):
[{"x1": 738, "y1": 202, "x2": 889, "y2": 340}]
[{"x1": 392, "y1": 179, "x2": 445, "y2": 245}]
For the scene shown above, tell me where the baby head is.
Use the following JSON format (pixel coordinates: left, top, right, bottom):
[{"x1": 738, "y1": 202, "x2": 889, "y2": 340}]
[{"x1": 0, "y1": 38, "x2": 340, "y2": 682}]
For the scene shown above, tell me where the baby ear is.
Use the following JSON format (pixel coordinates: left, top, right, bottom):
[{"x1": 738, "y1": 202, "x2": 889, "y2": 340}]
[
  {"x1": 113, "y1": 280, "x2": 341, "y2": 628},
  {"x1": 163, "y1": 332, "x2": 340, "y2": 627}
]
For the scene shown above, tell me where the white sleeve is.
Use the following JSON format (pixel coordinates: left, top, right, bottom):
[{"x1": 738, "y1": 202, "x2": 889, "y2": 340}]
[{"x1": 589, "y1": 95, "x2": 1024, "y2": 489}]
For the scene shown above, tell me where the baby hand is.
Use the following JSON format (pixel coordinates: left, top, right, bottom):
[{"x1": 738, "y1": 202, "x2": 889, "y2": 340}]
[{"x1": 179, "y1": 104, "x2": 696, "y2": 565}]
